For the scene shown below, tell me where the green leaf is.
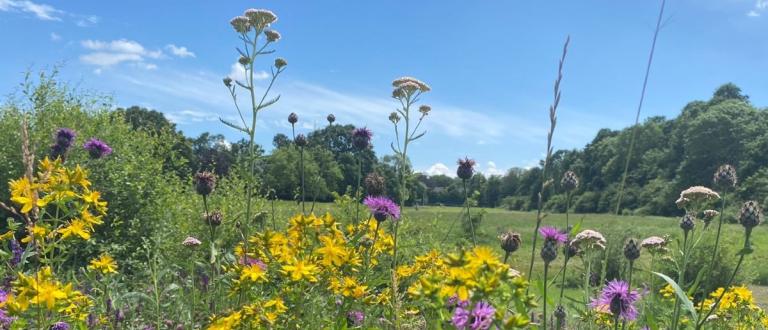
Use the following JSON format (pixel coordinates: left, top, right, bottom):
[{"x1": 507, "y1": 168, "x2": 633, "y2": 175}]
[
  {"x1": 652, "y1": 271, "x2": 698, "y2": 320},
  {"x1": 570, "y1": 218, "x2": 583, "y2": 236},
  {"x1": 257, "y1": 95, "x2": 281, "y2": 110},
  {"x1": 219, "y1": 117, "x2": 249, "y2": 134}
]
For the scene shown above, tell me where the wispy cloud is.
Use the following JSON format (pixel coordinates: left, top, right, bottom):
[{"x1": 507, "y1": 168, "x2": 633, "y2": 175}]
[
  {"x1": 0, "y1": 0, "x2": 61, "y2": 20},
  {"x1": 166, "y1": 44, "x2": 196, "y2": 58},
  {"x1": 227, "y1": 62, "x2": 268, "y2": 82},
  {"x1": 49, "y1": 32, "x2": 60, "y2": 41},
  {"x1": 748, "y1": 0, "x2": 768, "y2": 17},
  {"x1": 80, "y1": 39, "x2": 165, "y2": 72}
]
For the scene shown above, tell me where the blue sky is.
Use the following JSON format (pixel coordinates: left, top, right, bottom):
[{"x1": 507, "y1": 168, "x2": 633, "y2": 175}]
[{"x1": 1, "y1": 1, "x2": 767, "y2": 177}]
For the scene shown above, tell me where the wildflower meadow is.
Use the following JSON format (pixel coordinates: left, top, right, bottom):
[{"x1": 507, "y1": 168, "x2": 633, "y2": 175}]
[{"x1": 2, "y1": 3, "x2": 768, "y2": 330}]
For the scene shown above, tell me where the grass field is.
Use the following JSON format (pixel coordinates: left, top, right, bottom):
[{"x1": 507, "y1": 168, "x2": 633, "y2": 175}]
[{"x1": 274, "y1": 201, "x2": 768, "y2": 303}]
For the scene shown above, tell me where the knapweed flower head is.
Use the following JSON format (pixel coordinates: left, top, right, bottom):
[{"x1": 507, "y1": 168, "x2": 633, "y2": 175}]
[
  {"x1": 83, "y1": 138, "x2": 112, "y2": 159},
  {"x1": 294, "y1": 134, "x2": 308, "y2": 147},
  {"x1": 363, "y1": 196, "x2": 400, "y2": 222},
  {"x1": 571, "y1": 229, "x2": 607, "y2": 251},
  {"x1": 182, "y1": 236, "x2": 202, "y2": 247},
  {"x1": 623, "y1": 238, "x2": 640, "y2": 261},
  {"x1": 351, "y1": 127, "x2": 372, "y2": 151},
  {"x1": 456, "y1": 157, "x2": 476, "y2": 180},
  {"x1": 265, "y1": 29, "x2": 281, "y2": 42},
  {"x1": 194, "y1": 171, "x2": 216, "y2": 196},
  {"x1": 347, "y1": 310, "x2": 364, "y2": 327},
  {"x1": 327, "y1": 113, "x2": 336, "y2": 124},
  {"x1": 739, "y1": 200, "x2": 763, "y2": 230},
  {"x1": 451, "y1": 301, "x2": 496, "y2": 330},
  {"x1": 561, "y1": 170, "x2": 579, "y2": 192},
  {"x1": 243, "y1": 8, "x2": 277, "y2": 29},
  {"x1": 205, "y1": 210, "x2": 223, "y2": 226},
  {"x1": 223, "y1": 77, "x2": 233, "y2": 87},
  {"x1": 590, "y1": 280, "x2": 640, "y2": 321},
  {"x1": 713, "y1": 164, "x2": 738, "y2": 189},
  {"x1": 680, "y1": 213, "x2": 696, "y2": 233},
  {"x1": 238, "y1": 55, "x2": 250, "y2": 66},
  {"x1": 50, "y1": 321, "x2": 70, "y2": 330},
  {"x1": 499, "y1": 231, "x2": 522, "y2": 253},
  {"x1": 51, "y1": 128, "x2": 77, "y2": 160},
  {"x1": 288, "y1": 112, "x2": 298, "y2": 125},
  {"x1": 539, "y1": 226, "x2": 567, "y2": 244},
  {"x1": 364, "y1": 172, "x2": 386, "y2": 196}
]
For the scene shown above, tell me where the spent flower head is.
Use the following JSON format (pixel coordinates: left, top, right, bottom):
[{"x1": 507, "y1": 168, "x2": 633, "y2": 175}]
[
  {"x1": 640, "y1": 236, "x2": 667, "y2": 254},
  {"x1": 571, "y1": 229, "x2": 606, "y2": 250},
  {"x1": 389, "y1": 112, "x2": 401, "y2": 124},
  {"x1": 392, "y1": 76, "x2": 431, "y2": 92},
  {"x1": 713, "y1": 164, "x2": 737, "y2": 189},
  {"x1": 418, "y1": 104, "x2": 432, "y2": 116},
  {"x1": 274, "y1": 57, "x2": 287, "y2": 69},
  {"x1": 244, "y1": 9, "x2": 277, "y2": 29},
  {"x1": 456, "y1": 157, "x2": 476, "y2": 180},
  {"x1": 230, "y1": 15, "x2": 251, "y2": 33},
  {"x1": 194, "y1": 171, "x2": 217, "y2": 196},
  {"x1": 288, "y1": 112, "x2": 298, "y2": 125},
  {"x1": 499, "y1": 231, "x2": 522, "y2": 253},
  {"x1": 182, "y1": 236, "x2": 202, "y2": 247},
  {"x1": 739, "y1": 200, "x2": 763, "y2": 230},
  {"x1": 326, "y1": 113, "x2": 336, "y2": 124},
  {"x1": 265, "y1": 29, "x2": 281, "y2": 42}
]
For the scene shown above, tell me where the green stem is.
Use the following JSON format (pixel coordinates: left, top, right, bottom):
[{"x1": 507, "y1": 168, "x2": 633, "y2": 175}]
[
  {"x1": 300, "y1": 146, "x2": 306, "y2": 214},
  {"x1": 543, "y1": 262, "x2": 549, "y2": 330},
  {"x1": 696, "y1": 231, "x2": 751, "y2": 329},
  {"x1": 463, "y1": 179, "x2": 477, "y2": 246},
  {"x1": 671, "y1": 230, "x2": 690, "y2": 330},
  {"x1": 355, "y1": 153, "x2": 362, "y2": 224}
]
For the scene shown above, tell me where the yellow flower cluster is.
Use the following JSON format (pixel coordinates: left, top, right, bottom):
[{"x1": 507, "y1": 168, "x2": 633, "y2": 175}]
[
  {"x1": 3, "y1": 267, "x2": 92, "y2": 321},
  {"x1": 88, "y1": 253, "x2": 119, "y2": 275},
  {"x1": 698, "y1": 285, "x2": 768, "y2": 327},
  {"x1": 6, "y1": 158, "x2": 107, "y2": 243},
  {"x1": 210, "y1": 213, "x2": 395, "y2": 329}
]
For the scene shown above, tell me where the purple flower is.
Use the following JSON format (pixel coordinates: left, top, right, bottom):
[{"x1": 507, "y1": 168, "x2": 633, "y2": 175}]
[
  {"x1": 238, "y1": 256, "x2": 266, "y2": 270},
  {"x1": 451, "y1": 306, "x2": 471, "y2": 329},
  {"x1": 288, "y1": 112, "x2": 298, "y2": 125},
  {"x1": 50, "y1": 321, "x2": 70, "y2": 330},
  {"x1": 351, "y1": 127, "x2": 373, "y2": 150},
  {"x1": 9, "y1": 239, "x2": 21, "y2": 267},
  {"x1": 0, "y1": 309, "x2": 13, "y2": 327},
  {"x1": 347, "y1": 310, "x2": 364, "y2": 327},
  {"x1": 470, "y1": 301, "x2": 496, "y2": 330},
  {"x1": 539, "y1": 226, "x2": 567, "y2": 243},
  {"x1": 83, "y1": 138, "x2": 113, "y2": 159},
  {"x1": 456, "y1": 157, "x2": 476, "y2": 180},
  {"x1": 590, "y1": 280, "x2": 640, "y2": 321},
  {"x1": 51, "y1": 128, "x2": 77, "y2": 160},
  {"x1": 363, "y1": 196, "x2": 400, "y2": 222}
]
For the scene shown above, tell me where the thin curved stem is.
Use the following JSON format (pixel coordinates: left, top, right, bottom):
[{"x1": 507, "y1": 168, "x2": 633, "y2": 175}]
[
  {"x1": 543, "y1": 262, "x2": 549, "y2": 330},
  {"x1": 463, "y1": 179, "x2": 477, "y2": 246}
]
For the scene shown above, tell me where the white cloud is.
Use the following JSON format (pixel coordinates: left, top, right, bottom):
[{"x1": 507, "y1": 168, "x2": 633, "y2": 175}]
[
  {"x1": 165, "y1": 109, "x2": 220, "y2": 125},
  {"x1": 166, "y1": 44, "x2": 196, "y2": 58},
  {"x1": 425, "y1": 163, "x2": 454, "y2": 177},
  {"x1": 0, "y1": 0, "x2": 61, "y2": 20},
  {"x1": 748, "y1": 0, "x2": 768, "y2": 16},
  {"x1": 49, "y1": 32, "x2": 60, "y2": 41},
  {"x1": 228, "y1": 62, "x2": 269, "y2": 82},
  {"x1": 80, "y1": 39, "x2": 165, "y2": 70},
  {"x1": 482, "y1": 161, "x2": 505, "y2": 176},
  {"x1": 75, "y1": 15, "x2": 99, "y2": 27}
]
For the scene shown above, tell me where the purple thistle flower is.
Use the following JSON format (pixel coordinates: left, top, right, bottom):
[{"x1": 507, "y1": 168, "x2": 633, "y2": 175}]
[
  {"x1": 50, "y1": 128, "x2": 77, "y2": 161},
  {"x1": 456, "y1": 157, "x2": 476, "y2": 180},
  {"x1": 346, "y1": 310, "x2": 365, "y2": 327},
  {"x1": 590, "y1": 280, "x2": 640, "y2": 321},
  {"x1": 363, "y1": 196, "x2": 400, "y2": 222},
  {"x1": 470, "y1": 301, "x2": 496, "y2": 330},
  {"x1": 9, "y1": 239, "x2": 21, "y2": 267},
  {"x1": 539, "y1": 226, "x2": 567, "y2": 243},
  {"x1": 50, "y1": 321, "x2": 70, "y2": 330},
  {"x1": 451, "y1": 306, "x2": 471, "y2": 329},
  {"x1": 83, "y1": 138, "x2": 113, "y2": 159},
  {"x1": 351, "y1": 127, "x2": 373, "y2": 150}
]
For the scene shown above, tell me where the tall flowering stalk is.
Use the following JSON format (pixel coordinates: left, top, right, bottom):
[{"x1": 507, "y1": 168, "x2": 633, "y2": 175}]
[
  {"x1": 389, "y1": 76, "x2": 431, "y2": 327},
  {"x1": 538, "y1": 226, "x2": 567, "y2": 330},
  {"x1": 221, "y1": 8, "x2": 286, "y2": 233},
  {"x1": 457, "y1": 157, "x2": 477, "y2": 246},
  {"x1": 295, "y1": 134, "x2": 308, "y2": 214},
  {"x1": 702, "y1": 165, "x2": 737, "y2": 293},
  {"x1": 556, "y1": 170, "x2": 578, "y2": 328},
  {"x1": 526, "y1": 36, "x2": 569, "y2": 289},
  {"x1": 352, "y1": 127, "x2": 373, "y2": 223}
]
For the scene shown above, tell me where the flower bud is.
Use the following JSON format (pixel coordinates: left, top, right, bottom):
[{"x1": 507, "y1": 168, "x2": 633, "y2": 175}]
[
  {"x1": 288, "y1": 112, "x2": 298, "y2": 125},
  {"x1": 499, "y1": 231, "x2": 522, "y2": 253},
  {"x1": 327, "y1": 113, "x2": 336, "y2": 124},
  {"x1": 194, "y1": 171, "x2": 216, "y2": 196},
  {"x1": 294, "y1": 134, "x2": 307, "y2": 147},
  {"x1": 739, "y1": 200, "x2": 762, "y2": 230},
  {"x1": 274, "y1": 57, "x2": 287, "y2": 69},
  {"x1": 623, "y1": 238, "x2": 640, "y2": 261},
  {"x1": 679, "y1": 214, "x2": 695, "y2": 233}
]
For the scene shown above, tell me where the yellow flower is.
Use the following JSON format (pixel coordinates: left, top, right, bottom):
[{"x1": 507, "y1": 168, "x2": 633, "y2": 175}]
[
  {"x1": 239, "y1": 264, "x2": 268, "y2": 283},
  {"x1": 88, "y1": 254, "x2": 118, "y2": 274},
  {"x1": 281, "y1": 258, "x2": 319, "y2": 282},
  {"x1": 208, "y1": 310, "x2": 243, "y2": 330},
  {"x1": 9, "y1": 177, "x2": 41, "y2": 213},
  {"x1": 58, "y1": 220, "x2": 91, "y2": 240},
  {"x1": 315, "y1": 235, "x2": 347, "y2": 267},
  {"x1": 21, "y1": 224, "x2": 48, "y2": 244},
  {"x1": 79, "y1": 209, "x2": 104, "y2": 228},
  {"x1": 82, "y1": 190, "x2": 108, "y2": 214},
  {"x1": 0, "y1": 230, "x2": 15, "y2": 241}
]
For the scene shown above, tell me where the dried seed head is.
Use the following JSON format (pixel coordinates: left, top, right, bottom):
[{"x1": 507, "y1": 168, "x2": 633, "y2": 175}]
[
  {"x1": 623, "y1": 238, "x2": 640, "y2": 261},
  {"x1": 561, "y1": 170, "x2": 579, "y2": 192},
  {"x1": 499, "y1": 231, "x2": 522, "y2": 253},
  {"x1": 679, "y1": 214, "x2": 695, "y2": 233},
  {"x1": 392, "y1": 76, "x2": 431, "y2": 92},
  {"x1": 265, "y1": 29, "x2": 281, "y2": 42},
  {"x1": 418, "y1": 104, "x2": 431, "y2": 115},
  {"x1": 389, "y1": 112, "x2": 401, "y2": 124},
  {"x1": 230, "y1": 15, "x2": 251, "y2": 33},
  {"x1": 564, "y1": 241, "x2": 579, "y2": 258},
  {"x1": 223, "y1": 77, "x2": 233, "y2": 87},
  {"x1": 194, "y1": 171, "x2": 216, "y2": 196},
  {"x1": 739, "y1": 200, "x2": 762, "y2": 229},
  {"x1": 288, "y1": 112, "x2": 298, "y2": 125},
  {"x1": 364, "y1": 172, "x2": 386, "y2": 196},
  {"x1": 244, "y1": 9, "x2": 277, "y2": 29},
  {"x1": 238, "y1": 55, "x2": 250, "y2": 66},
  {"x1": 294, "y1": 134, "x2": 307, "y2": 147},
  {"x1": 327, "y1": 113, "x2": 336, "y2": 124},
  {"x1": 713, "y1": 164, "x2": 737, "y2": 189},
  {"x1": 274, "y1": 57, "x2": 287, "y2": 69},
  {"x1": 554, "y1": 305, "x2": 566, "y2": 321}
]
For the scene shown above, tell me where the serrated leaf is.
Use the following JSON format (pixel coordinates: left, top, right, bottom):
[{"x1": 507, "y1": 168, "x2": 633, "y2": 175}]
[
  {"x1": 219, "y1": 117, "x2": 249, "y2": 134},
  {"x1": 257, "y1": 95, "x2": 281, "y2": 110},
  {"x1": 652, "y1": 271, "x2": 698, "y2": 320}
]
